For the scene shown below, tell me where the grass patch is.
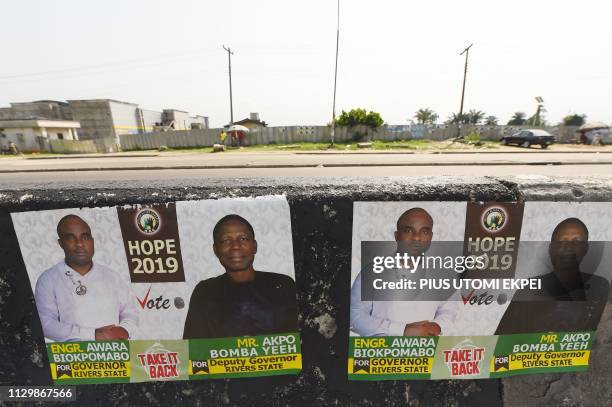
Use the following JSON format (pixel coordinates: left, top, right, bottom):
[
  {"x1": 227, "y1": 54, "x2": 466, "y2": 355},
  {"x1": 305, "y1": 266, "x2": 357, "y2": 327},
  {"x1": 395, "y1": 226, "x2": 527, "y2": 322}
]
[{"x1": 133, "y1": 139, "x2": 500, "y2": 153}]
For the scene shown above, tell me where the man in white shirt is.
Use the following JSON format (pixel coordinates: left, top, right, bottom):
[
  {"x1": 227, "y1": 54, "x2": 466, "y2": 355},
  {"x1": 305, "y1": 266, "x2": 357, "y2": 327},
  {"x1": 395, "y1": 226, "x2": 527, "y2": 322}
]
[
  {"x1": 34, "y1": 214, "x2": 139, "y2": 342},
  {"x1": 350, "y1": 207, "x2": 457, "y2": 336}
]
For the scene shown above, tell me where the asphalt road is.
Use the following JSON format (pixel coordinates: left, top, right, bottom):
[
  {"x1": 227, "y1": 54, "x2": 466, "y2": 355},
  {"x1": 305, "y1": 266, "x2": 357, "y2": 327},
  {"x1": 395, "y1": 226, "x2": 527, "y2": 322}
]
[
  {"x1": 0, "y1": 151, "x2": 611, "y2": 184},
  {"x1": 2, "y1": 151, "x2": 612, "y2": 171}
]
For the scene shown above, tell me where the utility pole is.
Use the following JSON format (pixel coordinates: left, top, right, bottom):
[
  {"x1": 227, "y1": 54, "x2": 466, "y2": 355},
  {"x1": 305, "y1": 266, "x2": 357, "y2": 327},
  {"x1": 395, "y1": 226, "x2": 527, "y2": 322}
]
[
  {"x1": 330, "y1": 0, "x2": 340, "y2": 147},
  {"x1": 458, "y1": 43, "x2": 473, "y2": 119},
  {"x1": 223, "y1": 45, "x2": 234, "y2": 125},
  {"x1": 534, "y1": 96, "x2": 544, "y2": 126}
]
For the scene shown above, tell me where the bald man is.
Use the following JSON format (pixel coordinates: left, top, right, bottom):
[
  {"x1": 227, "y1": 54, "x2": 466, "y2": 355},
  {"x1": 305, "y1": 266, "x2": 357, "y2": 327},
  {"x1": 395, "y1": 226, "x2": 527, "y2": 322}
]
[
  {"x1": 34, "y1": 215, "x2": 139, "y2": 342},
  {"x1": 495, "y1": 218, "x2": 610, "y2": 334},
  {"x1": 350, "y1": 208, "x2": 457, "y2": 337}
]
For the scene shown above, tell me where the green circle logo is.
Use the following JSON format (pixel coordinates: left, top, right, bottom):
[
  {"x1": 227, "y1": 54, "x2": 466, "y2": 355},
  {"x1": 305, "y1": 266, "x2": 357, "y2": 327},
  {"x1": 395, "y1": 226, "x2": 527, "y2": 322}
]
[
  {"x1": 482, "y1": 207, "x2": 507, "y2": 232},
  {"x1": 136, "y1": 208, "x2": 161, "y2": 234}
]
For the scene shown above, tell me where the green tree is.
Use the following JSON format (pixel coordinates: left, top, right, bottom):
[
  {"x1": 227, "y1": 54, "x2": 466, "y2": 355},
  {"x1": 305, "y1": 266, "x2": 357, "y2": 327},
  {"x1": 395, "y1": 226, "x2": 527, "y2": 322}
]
[
  {"x1": 414, "y1": 108, "x2": 439, "y2": 124},
  {"x1": 526, "y1": 112, "x2": 547, "y2": 126},
  {"x1": 466, "y1": 109, "x2": 486, "y2": 124},
  {"x1": 336, "y1": 108, "x2": 384, "y2": 129},
  {"x1": 485, "y1": 115, "x2": 499, "y2": 125},
  {"x1": 446, "y1": 110, "x2": 486, "y2": 125},
  {"x1": 446, "y1": 109, "x2": 486, "y2": 124},
  {"x1": 507, "y1": 112, "x2": 527, "y2": 125},
  {"x1": 562, "y1": 113, "x2": 586, "y2": 126},
  {"x1": 445, "y1": 113, "x2": 468, "y2": 124}
]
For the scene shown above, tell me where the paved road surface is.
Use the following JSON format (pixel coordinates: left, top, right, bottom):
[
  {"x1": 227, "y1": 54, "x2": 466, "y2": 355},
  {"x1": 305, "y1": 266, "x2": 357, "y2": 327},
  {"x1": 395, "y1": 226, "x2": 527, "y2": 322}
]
[
  {"x1": 0, "y1": 152, "x2": 611, "y2": 185},
  {"x1": 1, "y1": 166, "x2": 611, "y2": 185},
  {"x1": 1, "y1": 151, "x2": 612, "y2": 172}
]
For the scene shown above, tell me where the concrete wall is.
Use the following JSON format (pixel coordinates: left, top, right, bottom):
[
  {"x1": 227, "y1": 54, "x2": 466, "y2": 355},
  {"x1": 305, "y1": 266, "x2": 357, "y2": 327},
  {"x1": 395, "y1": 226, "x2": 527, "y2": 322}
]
[
  {"x1": 0, "y1": 127, "x2": 44, "y2": 152},
  {"x1": 48, "y1": 136, "x2": 119, "y2": 154},
  {"x1": 119, "y1": 124, "x2": 580, "y2": 150},
  {"x1": 120, "y1": 127, "x2": 221, "y2": 150},
  {"x1": 69, "y1": 100, "x2": 115, "y2": 141},
  {"x1": 0, "y1": 176, "x2": 610, "y2": 406},
  {"x1": 0, "y1": 101, "x2": 71, "y2": 120}
]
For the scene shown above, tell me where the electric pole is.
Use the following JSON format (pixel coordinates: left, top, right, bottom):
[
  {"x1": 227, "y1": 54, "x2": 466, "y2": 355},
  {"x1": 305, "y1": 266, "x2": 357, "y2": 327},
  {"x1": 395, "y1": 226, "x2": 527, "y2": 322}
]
[
  {"x1": 458, "y1": 43, "x2": 473, "y2": 119},
  {"x1": 223, "y1": 45, "x2": 234, "y2": 125},
  {"x1": 330, "y1": 0, "x2": 340, "y2": 146}
]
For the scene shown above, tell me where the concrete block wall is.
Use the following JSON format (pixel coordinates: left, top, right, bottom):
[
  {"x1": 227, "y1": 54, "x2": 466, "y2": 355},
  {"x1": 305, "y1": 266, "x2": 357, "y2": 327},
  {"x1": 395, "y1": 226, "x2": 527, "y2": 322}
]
[
  {"x1": 0, "y1": 176, "x2": 610, "y2": 406},
  {"x1": 118, "y1": 125, "x2": 580, "y2": 151},
  {"x1": 49, "y1": 137, "x2": 119, "y2": 154},
  {"x1": 68, "y1": 100, "x2": 116, "y2": 141}
]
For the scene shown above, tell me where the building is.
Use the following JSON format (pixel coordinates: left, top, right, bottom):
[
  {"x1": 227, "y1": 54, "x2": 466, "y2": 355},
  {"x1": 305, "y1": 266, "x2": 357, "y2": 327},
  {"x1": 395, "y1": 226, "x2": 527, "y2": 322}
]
[
  {"x1": 233, "y1": 112, "x2": 267, "y2": 130},
  {"x1": 68, "y1": 99, "x2": 151, "y2": 142},
  {"x1": 0, "y1": 118, "x2": 80, "y2": 152},
  {"x1": 0, "y1": 99, "x2": 209, "y2": 146},
  {"x1": 68, "y1": 100, "x2": 208, "y2": 141},
  {"x1": 0, "y1": 100, "x2": 72, "y2": 121}
]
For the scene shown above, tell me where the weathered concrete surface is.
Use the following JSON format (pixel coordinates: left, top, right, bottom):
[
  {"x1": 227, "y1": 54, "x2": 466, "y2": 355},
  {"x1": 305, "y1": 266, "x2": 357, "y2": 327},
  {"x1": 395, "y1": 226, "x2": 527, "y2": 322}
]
[
  {"x1": 499, "y1": 175, "x2": 612, "y2": 407},
  {"x1": 507, "y1": 175, "x2": 612, "y2": 202},
  {"x1": 501, "y1": 303, "x2": 612, "y2": 407},
  {"x1": 0, "y1": 176, "x2": 609, "y2": 406}
]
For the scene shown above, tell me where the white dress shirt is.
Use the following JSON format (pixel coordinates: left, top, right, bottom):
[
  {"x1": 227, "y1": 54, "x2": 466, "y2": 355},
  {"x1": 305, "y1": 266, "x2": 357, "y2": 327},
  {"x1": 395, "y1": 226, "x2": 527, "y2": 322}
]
[
  {"x1": 34, "y1": 261, "x2": 139, "y2": 342},
  {"x1": 350, "y1": 269, "x2": 458, "y2": 336}
]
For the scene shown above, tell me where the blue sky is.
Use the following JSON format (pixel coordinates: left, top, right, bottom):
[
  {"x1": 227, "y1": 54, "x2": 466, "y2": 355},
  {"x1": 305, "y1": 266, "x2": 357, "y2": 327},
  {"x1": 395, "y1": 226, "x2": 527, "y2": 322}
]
[{"x1": 1, "y1": 0, "x2": 610, "y2": 127}]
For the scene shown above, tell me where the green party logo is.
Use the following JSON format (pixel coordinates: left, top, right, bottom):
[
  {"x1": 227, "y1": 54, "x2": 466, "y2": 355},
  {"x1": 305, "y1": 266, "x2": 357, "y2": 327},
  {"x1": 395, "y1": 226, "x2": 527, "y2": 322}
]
[
  {"x1": 482, "y1": 207, "x2": 507, "y2": 232},
  {"x1": 136, "y1": 208, "x2": 161, "y2": 235}
]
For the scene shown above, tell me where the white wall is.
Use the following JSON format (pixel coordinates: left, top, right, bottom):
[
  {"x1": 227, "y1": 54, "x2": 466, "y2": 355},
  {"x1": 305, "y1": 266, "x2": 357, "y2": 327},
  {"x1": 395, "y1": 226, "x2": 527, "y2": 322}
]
[
  {"x1": 0, "y1": 127, "x2": 43, "y2": 151},
  {"x1": 109, "y1": 101, "x2": 140, "y2": 135},
  {"x1": 45, "y1": 127, "x2": 77, "y2": 141}
]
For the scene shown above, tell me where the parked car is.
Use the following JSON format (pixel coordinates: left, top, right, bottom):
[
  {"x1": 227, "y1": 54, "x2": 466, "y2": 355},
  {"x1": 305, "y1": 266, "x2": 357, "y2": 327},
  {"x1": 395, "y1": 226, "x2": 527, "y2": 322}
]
[{"x1": 500, "y1": 129, "x2": 555, "y2": 148}]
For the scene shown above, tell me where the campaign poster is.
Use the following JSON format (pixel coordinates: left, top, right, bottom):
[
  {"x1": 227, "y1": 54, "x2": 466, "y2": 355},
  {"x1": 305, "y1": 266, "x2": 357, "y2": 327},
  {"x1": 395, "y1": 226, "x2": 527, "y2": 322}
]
[
  {"x1": 349, "y1": 201, "x2": 467, "y2": 380},
  {"x1": 490, "y1": 202, "x2": 611, "y2": 377},
  {"x1": 348, "y1": 201, "x2": 611, "y2": 381},
  {"x1": 11, "y1": 195, "x2": 301, "y2": 385}
]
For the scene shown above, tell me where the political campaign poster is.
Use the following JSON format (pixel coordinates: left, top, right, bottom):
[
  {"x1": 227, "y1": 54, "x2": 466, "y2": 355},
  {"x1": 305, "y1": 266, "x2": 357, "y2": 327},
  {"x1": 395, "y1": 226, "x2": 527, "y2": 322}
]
[
  {"x1": 490, "y1": 201, "x2": 611, "y2": 377},
  {"x1": 11, "y1": 195, "x2": 301, "y2": 385},
  {"x1": 348, "y1": 201, "x2": 611, "y2": 381}
]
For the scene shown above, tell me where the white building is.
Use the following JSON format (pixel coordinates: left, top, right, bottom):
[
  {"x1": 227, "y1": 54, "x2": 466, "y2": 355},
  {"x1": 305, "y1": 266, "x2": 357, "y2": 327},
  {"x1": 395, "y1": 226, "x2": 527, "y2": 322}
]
[{"x1": 0, "y1": 118, "x2": 80, "y2": 152}]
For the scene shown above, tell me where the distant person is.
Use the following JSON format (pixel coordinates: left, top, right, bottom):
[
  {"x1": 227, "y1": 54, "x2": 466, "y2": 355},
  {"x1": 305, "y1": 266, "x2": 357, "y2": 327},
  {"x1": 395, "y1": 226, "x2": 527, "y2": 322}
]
[
  {"x1": 350, "y1": 208, "x2": 457, "y2": 337},
  {"x1": 35, "y1": 215, "x2": 139, "y2": 342},
  {"x1": 183, "y1": 214, "x2": 298, "y2": 339},
  {"x1": 219, "y1": 130, "x2": 227, "y2": 144},
  {"x1": 237, "y1": 131, "x2": 246, "y2": 147},
  {"x1": 8, "y1": 141, "x2": 19, "y2": 155},
  {"x1": 495, "y1": 218, "x2": 609, "y2": 334}
]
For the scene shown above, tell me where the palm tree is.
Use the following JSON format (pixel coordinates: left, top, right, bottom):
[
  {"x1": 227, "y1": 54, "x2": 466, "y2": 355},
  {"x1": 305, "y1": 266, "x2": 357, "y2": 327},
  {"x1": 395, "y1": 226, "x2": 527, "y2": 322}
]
[
  {"x1": 466, "y1": 109, "x2": 486, "y2": 125},
  {"x1": 562, "y1": 114, "x2": 586, "y2": 127},
  {"x1": 485, "y1": 116, "x2": 498, "y2": 125},
  {"x1": 445, "y1": 113, "x2": 468, "y2": 125},
  {"x1": 507, "y1": 112, "x2": 527, "y2": 126},
  {"x1": 414, "y1": 108, "x2": 439, "y2": 125}
]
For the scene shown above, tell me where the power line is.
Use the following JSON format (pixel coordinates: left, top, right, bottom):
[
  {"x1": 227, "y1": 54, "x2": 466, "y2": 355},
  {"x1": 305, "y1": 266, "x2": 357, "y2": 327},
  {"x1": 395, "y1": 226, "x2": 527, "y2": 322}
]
[{"x1": 0, "y1": 48, "x2": 216, "y2": 81}]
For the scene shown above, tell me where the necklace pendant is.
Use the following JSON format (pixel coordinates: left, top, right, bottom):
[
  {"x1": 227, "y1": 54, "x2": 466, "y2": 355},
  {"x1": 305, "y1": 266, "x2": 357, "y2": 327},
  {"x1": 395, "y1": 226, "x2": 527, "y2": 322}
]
[{"x1": 76, "y1": 284, "x2": 87, "y2": 296}]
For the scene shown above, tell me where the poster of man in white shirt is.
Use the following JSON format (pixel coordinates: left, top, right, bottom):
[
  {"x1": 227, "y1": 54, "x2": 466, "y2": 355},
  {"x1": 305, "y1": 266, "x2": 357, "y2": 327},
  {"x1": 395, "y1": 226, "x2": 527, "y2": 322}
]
[
  {"x1": 350, "y1": 202, "x2": 466, "y2": 337},
  {"x1": 30, "y1": 214, "x2": 139, "y2": 342}
]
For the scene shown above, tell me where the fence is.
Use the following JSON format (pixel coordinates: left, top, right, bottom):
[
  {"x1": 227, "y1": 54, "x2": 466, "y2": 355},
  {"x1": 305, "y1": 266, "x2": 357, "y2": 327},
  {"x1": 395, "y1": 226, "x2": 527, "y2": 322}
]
[
  {"x1": 119, "y1": 125, "x2": 580, "y2": 151},
  {"x1": 49, "y1": 137, "x2": 119, "y2": 154}
]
